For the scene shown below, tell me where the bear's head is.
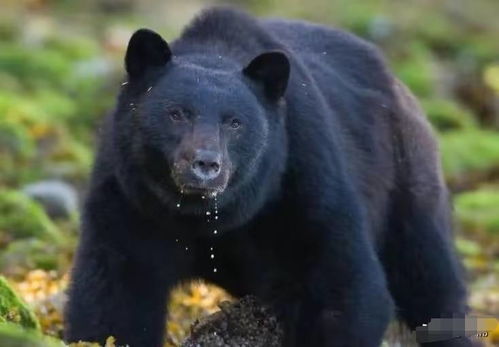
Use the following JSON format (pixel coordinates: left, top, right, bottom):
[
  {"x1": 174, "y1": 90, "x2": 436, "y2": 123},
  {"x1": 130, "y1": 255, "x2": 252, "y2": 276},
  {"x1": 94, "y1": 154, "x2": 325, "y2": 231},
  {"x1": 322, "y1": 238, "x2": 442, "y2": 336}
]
[{"x1": 114, "y1": 29, "x2": 289, "y2": 219}]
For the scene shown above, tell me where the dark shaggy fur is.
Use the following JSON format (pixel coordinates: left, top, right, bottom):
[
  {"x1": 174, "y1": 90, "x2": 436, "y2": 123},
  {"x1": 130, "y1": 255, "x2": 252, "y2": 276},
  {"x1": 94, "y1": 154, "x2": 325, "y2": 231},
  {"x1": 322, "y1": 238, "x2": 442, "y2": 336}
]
[{"x1": 64, "y1": 7, "x2": 470, "y2": 347}]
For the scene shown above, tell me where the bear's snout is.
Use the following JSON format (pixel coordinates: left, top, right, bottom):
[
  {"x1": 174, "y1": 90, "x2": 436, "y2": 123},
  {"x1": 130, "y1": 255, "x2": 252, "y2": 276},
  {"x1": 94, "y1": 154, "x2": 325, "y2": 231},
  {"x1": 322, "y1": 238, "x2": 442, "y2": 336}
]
[
  {"x1": 172, "y1": 146, "x2": 230, "y2": 196},
  {"x1": 191, "y1": 149, "x2": 222, "y2": 181}
]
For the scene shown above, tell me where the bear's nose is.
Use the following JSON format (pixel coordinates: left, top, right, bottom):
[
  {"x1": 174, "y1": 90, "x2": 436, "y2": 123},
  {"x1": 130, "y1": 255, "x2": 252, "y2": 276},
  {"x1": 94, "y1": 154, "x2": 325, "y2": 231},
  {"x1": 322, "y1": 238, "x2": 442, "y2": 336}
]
[{"x1": 191, "y1": 150, "x2": 222, "y2": 181}]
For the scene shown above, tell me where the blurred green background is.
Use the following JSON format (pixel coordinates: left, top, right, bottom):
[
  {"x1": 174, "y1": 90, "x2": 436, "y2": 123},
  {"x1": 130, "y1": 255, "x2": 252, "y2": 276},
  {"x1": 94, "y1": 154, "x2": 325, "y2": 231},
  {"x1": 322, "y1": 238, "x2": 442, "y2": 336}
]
[{"x1": 0, "y1": 0, "x2": 498, "y2": 345}]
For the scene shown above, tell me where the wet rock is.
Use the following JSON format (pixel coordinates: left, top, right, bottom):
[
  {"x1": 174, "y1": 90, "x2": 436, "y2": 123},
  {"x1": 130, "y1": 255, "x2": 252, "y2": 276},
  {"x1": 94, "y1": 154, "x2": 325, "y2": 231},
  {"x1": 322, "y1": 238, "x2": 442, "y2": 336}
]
[{"x1": 22, "y1": 180, "x2": 78, "y2": 220}]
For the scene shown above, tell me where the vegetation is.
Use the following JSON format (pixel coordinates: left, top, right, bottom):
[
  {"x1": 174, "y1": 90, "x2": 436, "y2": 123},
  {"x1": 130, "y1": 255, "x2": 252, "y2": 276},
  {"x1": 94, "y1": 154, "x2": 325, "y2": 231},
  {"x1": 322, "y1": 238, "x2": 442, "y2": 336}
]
[{"x1": 0, "y1": 0, "x2": 498, "y2": 346}]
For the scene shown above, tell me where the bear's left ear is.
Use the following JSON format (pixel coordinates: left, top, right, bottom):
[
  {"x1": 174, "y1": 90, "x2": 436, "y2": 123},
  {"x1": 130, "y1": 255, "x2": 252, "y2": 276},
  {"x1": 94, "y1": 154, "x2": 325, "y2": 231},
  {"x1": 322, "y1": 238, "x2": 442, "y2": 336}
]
[
  {"x1": 243, "y1": 51, "x2": 290, "y2": 100},
  {"x1": 125, "y1": 28, "x2": 171, "y2": 81}
]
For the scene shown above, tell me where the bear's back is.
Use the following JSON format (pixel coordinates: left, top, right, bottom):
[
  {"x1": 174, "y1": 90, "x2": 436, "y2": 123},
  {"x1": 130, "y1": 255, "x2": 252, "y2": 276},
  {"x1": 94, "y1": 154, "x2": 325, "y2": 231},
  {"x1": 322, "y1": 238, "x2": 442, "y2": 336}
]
[
  {"x1": 264, "y1": 19, "x2": 400, "y2": 239},
  {"x1": 262, "y1": 19, "x2": 393, "y2": 98}
]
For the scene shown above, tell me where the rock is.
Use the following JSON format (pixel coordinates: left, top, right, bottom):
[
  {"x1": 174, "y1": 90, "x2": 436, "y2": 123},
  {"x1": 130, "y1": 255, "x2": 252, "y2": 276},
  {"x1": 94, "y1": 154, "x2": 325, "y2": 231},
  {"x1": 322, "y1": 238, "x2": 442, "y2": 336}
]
[
  {"x1": 0, "y1": 239, "x2": 61, "y2": 276},
  {"x1": 0, "y1": 276, "x2": 40, "y2": 330},
  {"x1": 182, "y1": 296, "x2": 283, "y2": 347},
  {"x1": 367, "y1": 16, "x2": 394, "y2": 42},
  {"x1": 22, "y1": 180, "x2": 78, "y2": 220}
]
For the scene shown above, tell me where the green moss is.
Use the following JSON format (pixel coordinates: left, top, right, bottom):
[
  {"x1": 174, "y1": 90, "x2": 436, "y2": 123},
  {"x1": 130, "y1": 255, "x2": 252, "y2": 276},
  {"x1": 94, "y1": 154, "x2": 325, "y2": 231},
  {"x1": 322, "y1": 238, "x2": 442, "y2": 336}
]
[
  {"x1": 393, "y1": 42, "x2": 435, "y2": 97},
  {"x1": 413, "y1": 12, "x2": 464, "y2": 54},
  {"x1": 0, "y1": 119, "x2": 35, "y2": 159},
  {"x1": 439, "y1": 130, "x2": 499, "y2": 182},
  {"x1": 45, "y1": 35, "x2": 100, "y2": 60},
  {"x1": 0, "y1": 239, "x2": 61, "y2": 276},
  {"x1": 455, "y1": 237, "x2": 482, "y2": 257},
  {"x1": 333, "y1": 1, "x2": 384, "y2": 37},
  {"x1": 0, "y1": 277, "x2": 40, "y2": 330},
  {"x1": 0, "y1": 89, "x2": 93, "y2": 184},
  {"x1": 0, "y1": 322, "x2": 63, "y2": 347},
  {"x1": 0, "y1": 190, "x2": 62, "y2": 243},
  {"x1": 0, "y1": 43, "x2": 72, "y2": 90},
  {"x1": 32, "y1": 90, "x2": 77, "y2": 121},
  {"x1": 454, "y1": 189, "x2": 499, "y2": 236},
  {"x1": 421, "y1": 98, "x2": 476, "y2": 131}
]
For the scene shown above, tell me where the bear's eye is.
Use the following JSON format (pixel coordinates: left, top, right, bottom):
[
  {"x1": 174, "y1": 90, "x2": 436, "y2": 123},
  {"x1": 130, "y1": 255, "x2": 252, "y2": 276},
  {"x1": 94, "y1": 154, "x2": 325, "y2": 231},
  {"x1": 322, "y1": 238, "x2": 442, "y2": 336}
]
[
  {"x1": 169, "y1": 109, "x2": 185, "y2": 122},
  {"x1": 230, "y1": 118, "x2": 241, "y2": 129}
]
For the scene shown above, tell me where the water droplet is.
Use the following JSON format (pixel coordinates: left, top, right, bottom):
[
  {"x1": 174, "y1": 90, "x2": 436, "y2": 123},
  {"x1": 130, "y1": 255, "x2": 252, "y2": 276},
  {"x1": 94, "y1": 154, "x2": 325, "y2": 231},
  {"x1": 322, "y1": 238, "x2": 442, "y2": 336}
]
[
  {"x1": 147, "y1": 86, "x2": 152, "y2": 92},
  {"x1": 121, "y1": 81, "x2": 129, "y2": 86},
  {"x1": 206, "y1": 211, "x2": 211, "y2": 216},
  {"x1": 175, "y1": 239, "x2": 179, "y2": 242},
  {"x1": 301, "y1": 83, "x2": 307, "y2": 87},
  {"x1": 210, "y1": 254, "x2": 214, "y2": 259},
  {"x1": 213, "y1": 230, "x2": 218, "y2": 235},
  {"x1": 202, "y1": 195, "x2": 206, "y2": 199},
  {"x1": 215, "y1": 216, "x2": 218, "y2": 220},
  {"x1": 210, "y1": 247, "x2": 213, "y2": 251},
  {"x1": 213, "y1": 268, "x2": 217, "y2": 273},
  {"x1": 185, "y1": 247, "x2": 189, "y2": 251},
  {"x1": 176, "y1": 203, "x2": 181, "y2": 208}
]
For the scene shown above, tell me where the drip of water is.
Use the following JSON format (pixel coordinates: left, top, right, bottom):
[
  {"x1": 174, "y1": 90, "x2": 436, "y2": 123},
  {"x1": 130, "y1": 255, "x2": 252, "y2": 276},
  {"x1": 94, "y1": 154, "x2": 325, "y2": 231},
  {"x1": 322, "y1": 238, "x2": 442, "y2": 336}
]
[
  {"x1": 207, "y1": 193, "x2": 219, "y2": 274},
  {"x1": 214, "y1": 196, "x2": 219, "y2": 220},
  {"x1": 176, "y1": 190, "x2": 184, "y2": 208}
]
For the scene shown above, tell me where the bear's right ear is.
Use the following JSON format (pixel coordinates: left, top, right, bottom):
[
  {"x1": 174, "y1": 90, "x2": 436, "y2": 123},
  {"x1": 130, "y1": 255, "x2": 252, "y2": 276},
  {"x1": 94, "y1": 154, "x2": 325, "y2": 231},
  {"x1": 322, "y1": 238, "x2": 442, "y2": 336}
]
[
  {"x1": 125, "y1": 29, "x2": 171, "y2": 80},
  {"x1": 243, "y1": 51, "x2": 290, "y2": 101}
]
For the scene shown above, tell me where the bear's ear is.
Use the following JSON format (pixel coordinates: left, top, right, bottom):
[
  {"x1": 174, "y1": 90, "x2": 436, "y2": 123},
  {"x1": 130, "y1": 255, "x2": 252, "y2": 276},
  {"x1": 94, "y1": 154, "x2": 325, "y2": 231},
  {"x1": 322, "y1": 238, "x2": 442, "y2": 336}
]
[
  {"x1": 125, "y1": 28, "x2": 171, "y2": 80},
  {"x1": 243, "y1": 51, "x2": 290, "y2": 100}
]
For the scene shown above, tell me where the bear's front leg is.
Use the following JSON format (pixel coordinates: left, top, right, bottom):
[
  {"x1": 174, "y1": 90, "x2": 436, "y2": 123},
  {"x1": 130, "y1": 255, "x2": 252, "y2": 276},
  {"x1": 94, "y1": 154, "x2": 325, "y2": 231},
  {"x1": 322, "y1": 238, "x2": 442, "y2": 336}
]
[
  {"x1": 269, "y1": 200, "x2": 394, "y2": 347},
  {"x1": 273, "y1": 257, "x2": 393, "y2": 347},
  {"x1": 64, "y1": 234, "x2": 171, "y2": 347},
  {"x1": 64, "y1": 181, "x2": 179, "y2": 347}
]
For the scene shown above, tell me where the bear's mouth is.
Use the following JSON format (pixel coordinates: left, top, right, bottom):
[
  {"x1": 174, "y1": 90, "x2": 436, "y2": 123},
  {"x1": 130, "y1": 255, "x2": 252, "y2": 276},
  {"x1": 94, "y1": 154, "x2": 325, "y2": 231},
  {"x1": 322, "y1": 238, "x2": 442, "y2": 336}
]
[
  {"x1": 172, "y1": 163, "x2": 231, "y2": 197},
  {"x1": 181, "y1": 185, "x2": 220, "y2": 196}
]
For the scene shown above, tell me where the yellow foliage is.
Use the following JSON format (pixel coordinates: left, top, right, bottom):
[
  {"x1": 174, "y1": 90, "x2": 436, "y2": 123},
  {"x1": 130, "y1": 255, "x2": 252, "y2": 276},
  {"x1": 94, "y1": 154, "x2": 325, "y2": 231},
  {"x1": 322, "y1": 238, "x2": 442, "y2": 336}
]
[
  {"x1": 11, "y1": 270, "x2": 231, "y2": 346},
  {"x1": 483, "y1": 64, "x2": 499, "y2": 94},
  {"x1": 12, "y1": 270, "x2": 68, "y2": 337}
]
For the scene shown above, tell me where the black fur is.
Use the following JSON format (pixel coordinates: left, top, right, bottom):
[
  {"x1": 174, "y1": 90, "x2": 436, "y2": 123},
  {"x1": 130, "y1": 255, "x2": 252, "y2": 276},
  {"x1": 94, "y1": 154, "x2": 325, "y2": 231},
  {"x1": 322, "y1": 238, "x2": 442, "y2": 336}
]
[{"x1": 64, "y1": 7, "x2": 470, "y2": 347}]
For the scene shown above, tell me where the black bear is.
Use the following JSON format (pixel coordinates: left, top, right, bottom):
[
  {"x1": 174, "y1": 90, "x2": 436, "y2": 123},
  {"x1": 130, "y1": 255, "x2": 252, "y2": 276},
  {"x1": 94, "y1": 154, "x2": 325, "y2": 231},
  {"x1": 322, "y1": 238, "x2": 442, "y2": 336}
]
[{"x1": 64, "y1": 7, "x2": 471, "y2": 347}]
